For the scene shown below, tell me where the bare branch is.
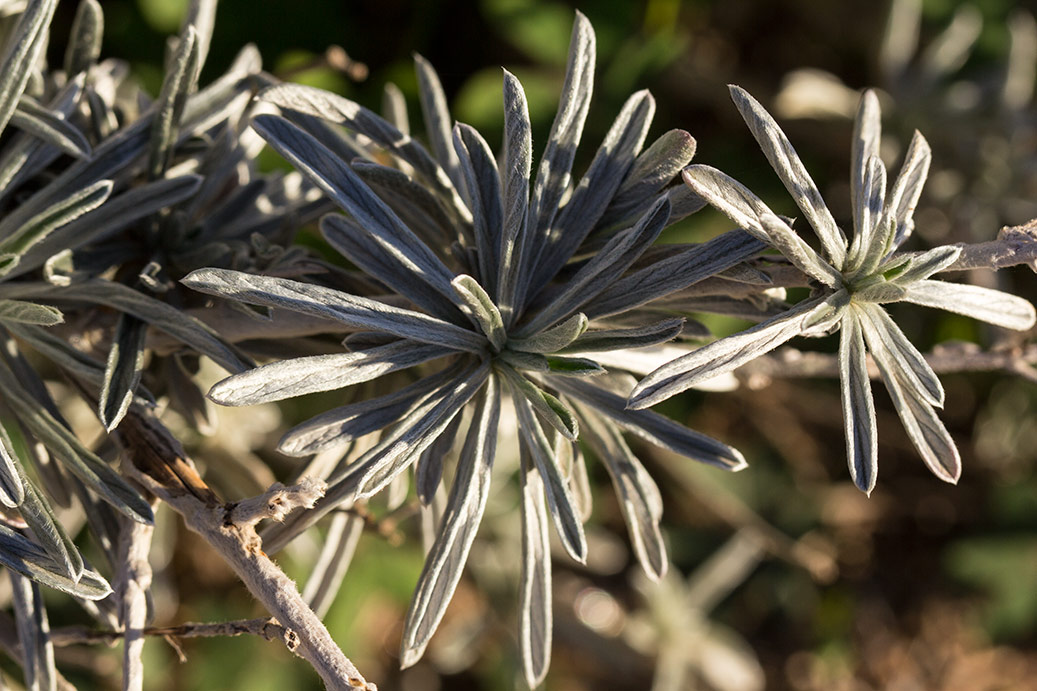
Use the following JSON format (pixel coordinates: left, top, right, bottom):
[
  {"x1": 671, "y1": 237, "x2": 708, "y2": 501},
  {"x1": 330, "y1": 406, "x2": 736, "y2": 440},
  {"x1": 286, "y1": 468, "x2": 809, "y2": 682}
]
[
  {"x1": 950, "y1": 220, "x2": 1037, "y2": 271},
  {"x1": 48, "y1": 618, "x2": 296, "y2": 648},
  {"x1": 689, "y1": 219, "x2": 1037, "y2": 299},
  {"x1": 115, "y1": 506, "x2": 156, "y2": 691},
  {"x1": 114, "y1": 407, "x2": 376, "y2": 691},
  {"x1": 227, "y1": 478, "x2": 325, "y2": 528},
  {"x1": 733, "y1": 341, "x2": 1037, "y2": 389}
]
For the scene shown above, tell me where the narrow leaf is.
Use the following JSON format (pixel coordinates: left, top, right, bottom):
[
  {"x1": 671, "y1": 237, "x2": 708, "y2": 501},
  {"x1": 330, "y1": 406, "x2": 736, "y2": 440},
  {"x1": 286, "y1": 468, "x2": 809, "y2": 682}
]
[
  {"x1": 451, "y1": 274, "x2": 505, "y2": 351},
  {"x1": 0, "y1": 362, "x2": 153, "y2": 524},
  {"x1": 497, "y1": 69, "x2": 532, "y2": 322},
  {"x1": 680, "y1": 165, "x2": 778, "y2": 243},
  {"x1": 759, "y1": 213, "x2": 842, "y2": 287},
  {"x1": 578, "y1": 405, "x2": 667, "y2": 579},
  {"x1": 556, "y1": 376, "x2": 746, "y2": 471},
  {"x1": 401, "y1": 377, "x2": 500, "y2": 668},
  {"x1": 319, "y1": 214, "x2": 459, "y2": 324},
  {"x1": 852, "y1": 280, "x2": 907, "y2": 303},
  {"x1": 0, "y1": 300, "x2": 61, "y2": 325},
  {"x1": 498, "y1": 364, "x2": 578, "y2": 441},
  {"x1": 850, "y1": 90, "x2": 882, "y2": 247},
  {"x1": 279, "y1": 362, "x2": 467, "y2": 457},
  {"x1": 860, "y1": 303, "x2": 943, "y2": 407},
  {"x1": 0, "y1": 180, "x2": 112, "y2": 276},
  {"x1": 453, "y1": 122, "x2": 503, "y2": 295},
  {"x1": 9, "y1": 573, "x2": 56, "y2": 691},
  {"x1": 414, "y1": 53, "x2": 463, "y2": 191},
  {"x1": 252, "y1": 114, "x2": 462, "y2": 317},
  {"x1": 302, "y1": 511, "x2": 364, "y2": 618},
  {"x1": 0, "y1": 0, "x2": 58, "y2": 139},
  {"x1": 0, "y1": 423, "x2": 26, "y2": 507},
  {"x1": 509, "y1": 313, "x2": 588, "y2": 354},
  {"x1": 586, "y1": 229, "x2": 767, "y2": 318},
  {"x1": 43, "y1": 278, "x2": 252, "y2": 374},
  {"x1": 889, "y1": 245, "x2": 960, "y2": 285},
  {"x1": 514, "y1": 395, "x2": 587, "y2": 563},
  {"x1": 180, "y1": 0, "x2": 218, "y2": 71},
  {"x1": 351, "y1": 362, "x2": 490, "y2": 499},
  {"x1": 17, "y1": 475, "x2": 84, "y2": 581},
  {"x1": 10, "y1": 175, "x2": 202, "y2": 279},
  {"x1": 182, "y1": 268, "x2": 485, "y2": 353},
  {"x1": 545, "y1": 356, "x2": 604, "y2": 376},
  {"x1": 0, "y1": 524, "x2": 111, "y2": 599},
  {"x1": 521, "y1": 11, "x2": 596, "y2": 290},
  {"x1": 415, "y1": 412, "x2": 463, "y2": 505},
  {"x1": 528, "y1": 88, "x2": 655, "y2": 295},
  {"x1": 847, "y1": 155, "x2": 887, "y2": 274},
  {"x1": 628, "y1": 294, "x2": 835, "y2": 409},
  {"x1": 148, "y1": 25, "x2": 200, "y2": 179},
  {"x1": 99, "y1": 314, "x2": 147, "y2": 432},
  {"x1": 862, "y1": 309, "x2": 961, "y2": 484},
  {"x1": 63, "y1": 0, "x2": 104, "y2": 76},
  {"x1": 903, "y1": 280, "x2": 1037, "y2": 330},
  {"x1": 559, "y1": 318, "x2": 684, "y2": 353},
  {"x1": 519, "y1": 197, "x2": 671, "y2": 336},
  {"x1": 839, "y1": 309, "x2": 878, "y2": 494},
  {"x1": 600, "y1": 128, "x2": 696, "y2": 231},
  {"x1": 351, "y1": 159, "x2": 455, "y2": 248},
  {"x1": 259, "y1": 83, "x2": 470, "y2": 223},
  {"x1": 209, "y1": 341, "x2": 452, "y2": 407},
  {"x1": 382, "y1": 82, "x2": 409, "y2": 133},
  {"x1": 885, "y1": 130, "x2": 931, "y2": 251},
  {"x1": 729, "y1": 85, "x2": 847, "y2": 267},
  {"x1": 11, "y1": 95, "x2": 91, "y2": 158},
  {"x1": 518, "y1": 449, "x2": 552, "y2": 689}
]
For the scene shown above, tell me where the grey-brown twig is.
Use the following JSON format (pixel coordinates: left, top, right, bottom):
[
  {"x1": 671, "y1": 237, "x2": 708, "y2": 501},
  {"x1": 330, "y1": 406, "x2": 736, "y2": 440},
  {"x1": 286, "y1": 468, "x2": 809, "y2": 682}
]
[
  {"x1": 733, "y1": 341, "x2": 1037, "y2": 389},
  {"x1": 696, "y1": 219, "x2": 1037, "y2": 297},
  {"x1": 114, "y1": 407, "x2": 375, "y2": 691},
  {"x1": 115, "y1": 507, "x2": 156, "y2": 691},
  {"x1": 950, "y1": 219, "x2": 1037, "y2": 271},
  {"x1": 48, "y1": 617, "x2": 295, "y2": 648}
]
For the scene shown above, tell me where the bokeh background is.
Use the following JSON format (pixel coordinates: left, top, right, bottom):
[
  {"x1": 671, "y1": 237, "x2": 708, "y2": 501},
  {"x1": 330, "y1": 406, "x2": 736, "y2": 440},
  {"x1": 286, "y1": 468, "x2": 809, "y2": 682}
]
[{"x1": 30, "y1": 0, "x2": 1037, "y2": 689}]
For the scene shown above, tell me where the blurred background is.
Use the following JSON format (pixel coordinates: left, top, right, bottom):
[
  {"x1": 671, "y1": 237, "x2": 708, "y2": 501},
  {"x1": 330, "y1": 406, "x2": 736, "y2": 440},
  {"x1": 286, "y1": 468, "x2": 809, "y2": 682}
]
[{"x1": 32, "y1": 0, "x2": 1037, "y2": 689}]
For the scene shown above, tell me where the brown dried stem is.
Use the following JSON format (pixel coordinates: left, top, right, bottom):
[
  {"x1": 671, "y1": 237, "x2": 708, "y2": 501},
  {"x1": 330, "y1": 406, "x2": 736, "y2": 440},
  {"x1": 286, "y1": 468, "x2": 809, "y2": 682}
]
[{"x1": 48, "y1": 617, "x2": 296, "y2": 648}]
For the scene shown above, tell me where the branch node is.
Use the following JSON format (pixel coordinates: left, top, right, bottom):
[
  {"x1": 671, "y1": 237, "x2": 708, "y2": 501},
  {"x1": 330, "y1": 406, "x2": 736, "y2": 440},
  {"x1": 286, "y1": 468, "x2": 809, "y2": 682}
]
[{"x1": 226, "y1": 478, "x2": 327, "y2": 528}]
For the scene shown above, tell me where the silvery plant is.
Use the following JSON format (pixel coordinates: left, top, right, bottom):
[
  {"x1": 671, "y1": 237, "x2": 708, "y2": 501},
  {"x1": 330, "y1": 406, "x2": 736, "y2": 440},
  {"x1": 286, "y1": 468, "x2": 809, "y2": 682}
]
[
  {"x1": 0, "y1": 1, "x2": 1030, "y2": 690},
  {"x1": 630, "y1": 86, "x2": 1036, "y2": 494},
  {"x1": 185, "y1": 13, "x2": 770, "y2": 686}
]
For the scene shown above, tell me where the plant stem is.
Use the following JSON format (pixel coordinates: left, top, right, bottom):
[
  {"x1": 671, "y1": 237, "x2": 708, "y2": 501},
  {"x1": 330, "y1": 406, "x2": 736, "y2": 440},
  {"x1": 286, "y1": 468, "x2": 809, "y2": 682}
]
[{"x1": 115, "y1": 408, "x2": 375, "y2": 691}]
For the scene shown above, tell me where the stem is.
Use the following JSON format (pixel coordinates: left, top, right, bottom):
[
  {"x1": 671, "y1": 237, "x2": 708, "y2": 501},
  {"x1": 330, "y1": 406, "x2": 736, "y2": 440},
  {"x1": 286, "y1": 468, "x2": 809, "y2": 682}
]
[
  {"x1": 48, "y1": 618, "x2": 293, "y2": 647},
  {"x1": 116, "y1": 509, "x2": 155, "y2": 691},
  {"x1": 115, "y1": 408, "x2": 375, "y2": 691},
  {"x1": 734, "y1": 341, "x2": 1037, "y2": 387}
]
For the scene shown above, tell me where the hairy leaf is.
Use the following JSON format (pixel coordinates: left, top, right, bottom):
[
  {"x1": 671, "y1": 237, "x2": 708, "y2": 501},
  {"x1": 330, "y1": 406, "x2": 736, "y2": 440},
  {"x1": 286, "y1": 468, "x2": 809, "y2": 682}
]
[
  {"x1": 183, "y1": 268, "x2": 484, "y2": 353},
  {"x1": 903, "y1": 280, "x2": 1036, "y2": 330},
  {"x1": 401, "y1": 378, "x2": 500, "y2": 667},
  {"x1": 514, "y1": 394, "x2": 587, "y2": 563},
  {"x1": 63, "y1": 0, "x2": 104, "y2": 76},
  {"x1": 729, "y1": 85, "x2": 847, "y2": 267},
  {"x1": 518, "y1": 449, "x2": 552, "y2": 689},
  {"x1": 99, "y1": 314, "x2": 147, "y2": 432},
  {"x1": 629, "y1": 294, "x2": 835, "y2": 409},
  {"x1": 839, "y1": 309, "x2": 878, "y2": 494},
  {"x1": 209, "y1": 341, "x2": 452, "y2": 406}
]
